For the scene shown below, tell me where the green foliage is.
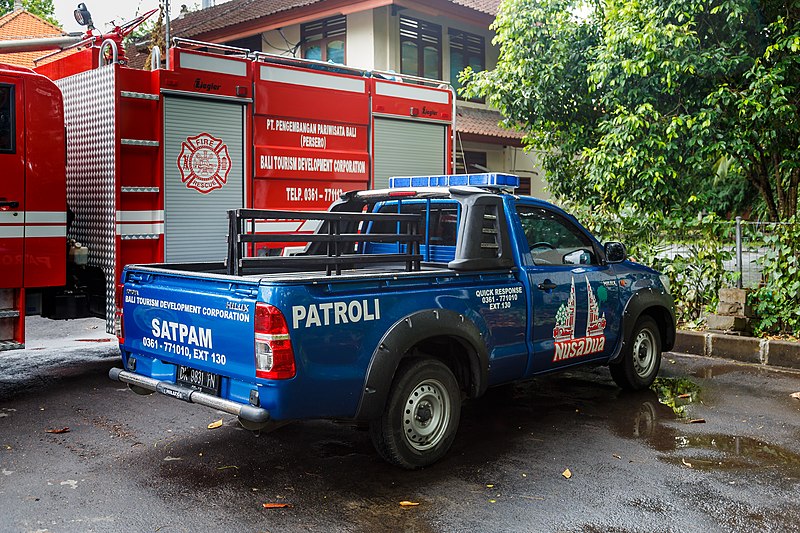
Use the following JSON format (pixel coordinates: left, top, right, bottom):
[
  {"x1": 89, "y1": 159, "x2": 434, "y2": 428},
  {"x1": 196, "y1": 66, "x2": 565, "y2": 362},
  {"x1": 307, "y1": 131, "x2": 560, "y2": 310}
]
[
  {"x1": 0, "y1": 0, "x2": 59, "y2": 27},
  {"x1": 651, "y1": 377, "x2": 700, "y2": 417},
  {"x1": 750, "y1": 218, "x2": 800, "y2": 336},
  {"x1": 462, "y1": 0, "x2": 800, "y2": 222},
  {"x1": 569, "y1": 204, "x2": 734, "y2": 325}
]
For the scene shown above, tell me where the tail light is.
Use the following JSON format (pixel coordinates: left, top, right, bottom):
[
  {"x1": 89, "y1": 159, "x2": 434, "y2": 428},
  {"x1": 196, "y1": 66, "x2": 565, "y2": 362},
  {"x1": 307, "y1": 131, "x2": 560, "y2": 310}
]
[
  {"x1": 254, "y1": 303, "x2": 295, "y2": 379},
  {"x1": 114, "y1": 286, "x2": 124, "y2": 343}
]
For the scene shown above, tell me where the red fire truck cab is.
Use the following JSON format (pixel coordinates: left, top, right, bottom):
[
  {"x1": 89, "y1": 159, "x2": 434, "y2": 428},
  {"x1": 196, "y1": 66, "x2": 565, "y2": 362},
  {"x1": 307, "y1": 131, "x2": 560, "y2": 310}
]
[
  {"x1": 0, "y1": 64, "x2": 66, "y2": 350},
  {"x1": 0, "y1": 37, "x2": 454, "y2": 349}
]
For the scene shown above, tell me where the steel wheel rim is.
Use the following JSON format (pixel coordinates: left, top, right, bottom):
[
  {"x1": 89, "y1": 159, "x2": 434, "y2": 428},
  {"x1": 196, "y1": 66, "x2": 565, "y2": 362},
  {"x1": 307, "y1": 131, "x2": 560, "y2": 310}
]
[
  {"x1": 632, "y1": 328, "x2": 657, "y2": 378},
  {"x1": 403, "y1": 378, "x2": 450, "y2": 451}
]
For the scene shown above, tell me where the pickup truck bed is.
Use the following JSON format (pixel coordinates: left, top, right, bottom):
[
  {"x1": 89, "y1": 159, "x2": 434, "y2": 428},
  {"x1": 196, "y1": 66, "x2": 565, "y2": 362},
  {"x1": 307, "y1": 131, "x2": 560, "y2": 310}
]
[{"x1": 112, "y1": 176, "x2": 675, "y2": 469}]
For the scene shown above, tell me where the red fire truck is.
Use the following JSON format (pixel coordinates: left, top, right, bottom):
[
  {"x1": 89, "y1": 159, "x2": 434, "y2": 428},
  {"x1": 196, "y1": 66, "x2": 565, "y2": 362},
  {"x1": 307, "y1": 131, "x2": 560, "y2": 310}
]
[{"x1": 0, "y1": 26, "x2": 454, "y2": 349}]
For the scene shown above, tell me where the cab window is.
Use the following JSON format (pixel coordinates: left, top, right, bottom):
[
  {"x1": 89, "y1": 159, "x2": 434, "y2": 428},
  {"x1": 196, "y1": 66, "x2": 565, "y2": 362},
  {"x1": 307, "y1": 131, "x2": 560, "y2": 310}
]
[
  {"x1": 517, "y1": 205, "x2": 597, "y2": 266},
  {"x1": 0, "y1": 84, "x2": 14, "y2": 153}
]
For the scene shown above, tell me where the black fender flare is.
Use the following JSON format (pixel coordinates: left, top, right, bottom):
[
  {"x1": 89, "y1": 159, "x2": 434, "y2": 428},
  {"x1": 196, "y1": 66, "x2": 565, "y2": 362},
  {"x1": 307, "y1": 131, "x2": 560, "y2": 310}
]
[
  {"x1": 354, "y1": 309, "x2": 489, "y2": 421},
  {"x1": 609, "y1": 288, "x2": 676, "y2": 363}
]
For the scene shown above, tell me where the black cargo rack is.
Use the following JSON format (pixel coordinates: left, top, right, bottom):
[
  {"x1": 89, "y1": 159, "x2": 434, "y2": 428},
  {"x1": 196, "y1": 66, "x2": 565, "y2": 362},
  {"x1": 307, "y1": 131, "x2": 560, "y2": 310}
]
[{"x1": 227, "y1": 209, "x2": 424, "y2": 276}]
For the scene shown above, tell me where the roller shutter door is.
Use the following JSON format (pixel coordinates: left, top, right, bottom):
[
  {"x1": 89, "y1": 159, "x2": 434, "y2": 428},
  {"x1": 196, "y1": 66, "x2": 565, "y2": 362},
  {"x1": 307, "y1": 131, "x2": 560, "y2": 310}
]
[
  {"x1": 373, "y1": 118, "x2": 447, "y2": 189},
  {"x1": 163, "y1": 96, "x2": 244, "y2": 263}
]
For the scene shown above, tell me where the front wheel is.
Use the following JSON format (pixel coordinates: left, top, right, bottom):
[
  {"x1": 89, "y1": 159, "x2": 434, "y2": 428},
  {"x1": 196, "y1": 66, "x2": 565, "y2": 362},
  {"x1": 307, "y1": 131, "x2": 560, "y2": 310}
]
[
  {"x1": 370, "y1": 358, "x2": 461, "y2": 469},
  {"x1": 610, "y1": 316, "x2": 662, "y2": 391}
]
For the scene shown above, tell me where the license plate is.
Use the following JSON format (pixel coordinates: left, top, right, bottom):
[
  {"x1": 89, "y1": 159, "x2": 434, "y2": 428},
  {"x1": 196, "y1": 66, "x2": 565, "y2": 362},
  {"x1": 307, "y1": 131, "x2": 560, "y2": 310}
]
[{"x1": 176, "y1": 365, "x2": 221, "y2": 396}]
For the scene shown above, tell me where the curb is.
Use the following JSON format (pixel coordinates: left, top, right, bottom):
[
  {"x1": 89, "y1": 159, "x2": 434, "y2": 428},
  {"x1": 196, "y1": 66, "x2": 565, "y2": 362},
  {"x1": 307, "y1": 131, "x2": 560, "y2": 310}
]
[{"x1": 673, "y1": 330, "x2": 800, "y2": 370}]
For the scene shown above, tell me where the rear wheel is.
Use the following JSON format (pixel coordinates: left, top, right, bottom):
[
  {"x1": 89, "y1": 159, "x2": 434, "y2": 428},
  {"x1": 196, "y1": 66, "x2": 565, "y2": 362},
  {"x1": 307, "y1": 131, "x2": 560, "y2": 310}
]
[
  {"x1": 370, "y1": 358, "x2": 461, "y2": 469},
  {"x1": 610, "y1": 316, "x2": 661, "y2": 391}
]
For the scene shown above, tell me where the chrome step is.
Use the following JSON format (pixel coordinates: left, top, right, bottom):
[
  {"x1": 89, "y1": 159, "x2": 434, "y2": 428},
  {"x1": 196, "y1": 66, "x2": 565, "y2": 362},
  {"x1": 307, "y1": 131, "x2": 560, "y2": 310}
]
[{"x1": 0, "y1": 340, "x2": 24, "y2": 351}]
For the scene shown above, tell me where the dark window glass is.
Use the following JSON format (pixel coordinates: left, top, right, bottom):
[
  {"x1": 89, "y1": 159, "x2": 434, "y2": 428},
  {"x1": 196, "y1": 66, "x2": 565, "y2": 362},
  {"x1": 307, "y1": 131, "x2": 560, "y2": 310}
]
[
  {"x1": 301, "y1": 15, "x2": 347, "y2": 64},
  {"x1": 455, "y1": 150, "x2": 487, "y2": 174},
  {"x1": 449, "y1": 28, "x2": 484, "y2": 99},
  {"x1": 517, "y1": 206, "x2": 596, "y2": 266},
  {"x1": 373, "y1": 201, "x2": 459, "y2": 246},
  {"x1": 400, "y1": 16, "x2": 441, "y2": 79},
  {"x1": 0, "y1": 84, "x2": 14, "y2": 153}
]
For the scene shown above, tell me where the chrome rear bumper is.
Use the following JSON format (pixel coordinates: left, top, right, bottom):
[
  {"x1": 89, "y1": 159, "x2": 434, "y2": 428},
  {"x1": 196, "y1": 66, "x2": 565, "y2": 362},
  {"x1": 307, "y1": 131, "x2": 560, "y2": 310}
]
[{"x1": 109, "y1": 368, "x2": 270, "y2": 424}]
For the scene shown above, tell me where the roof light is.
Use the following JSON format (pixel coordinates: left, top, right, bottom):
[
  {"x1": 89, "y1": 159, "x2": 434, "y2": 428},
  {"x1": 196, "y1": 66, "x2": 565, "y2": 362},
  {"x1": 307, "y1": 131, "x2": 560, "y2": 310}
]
[{"x1": 388, "y1": 173, "x2": 520, "y2": 189}]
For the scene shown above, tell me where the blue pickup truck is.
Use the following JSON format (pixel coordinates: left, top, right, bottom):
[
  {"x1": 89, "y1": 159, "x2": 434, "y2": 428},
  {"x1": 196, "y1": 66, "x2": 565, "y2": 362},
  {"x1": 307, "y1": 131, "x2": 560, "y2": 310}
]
[{"x1": 111, "y1": 174, "x2": 675, "y2": 469}]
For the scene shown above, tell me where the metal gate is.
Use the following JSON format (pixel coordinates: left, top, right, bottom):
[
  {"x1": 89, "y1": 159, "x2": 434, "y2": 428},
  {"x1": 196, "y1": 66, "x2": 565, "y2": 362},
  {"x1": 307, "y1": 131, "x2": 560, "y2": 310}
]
[
  {"x1": 373, "y1": 118, "x2": 447, "y2": 189},
  {"x1": 163, "y1": 96, "x2": 245, "y2": 263}
]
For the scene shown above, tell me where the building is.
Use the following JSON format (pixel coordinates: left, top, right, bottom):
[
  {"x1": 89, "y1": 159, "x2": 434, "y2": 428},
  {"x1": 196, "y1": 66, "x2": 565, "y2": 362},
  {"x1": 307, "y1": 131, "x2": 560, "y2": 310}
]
[
  {"x1": 0, "y1": 8, "x2": 75, "y2": 68},
  {"x1": 168, "y1": 0, "x2": 547, "y2": 197}
]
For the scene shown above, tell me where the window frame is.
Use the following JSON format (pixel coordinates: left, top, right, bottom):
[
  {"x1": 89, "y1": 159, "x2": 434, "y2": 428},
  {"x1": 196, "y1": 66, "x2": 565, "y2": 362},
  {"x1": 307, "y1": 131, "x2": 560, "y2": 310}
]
[
  {"x1": 301, "y1": 15, "x2": 347, "y2": 64},
  {"x1": 515, "y1": 204, "x2": 603, "y2": 267},
  {"x1": 448, "y1": 28, "x2": 485, "y2": 100},
  {"x1": 399, "y1": 16, "x2": 442, "y2": 80},
  {"x1": 0, "y1": 83, "x2": 16, "y2": 154}
]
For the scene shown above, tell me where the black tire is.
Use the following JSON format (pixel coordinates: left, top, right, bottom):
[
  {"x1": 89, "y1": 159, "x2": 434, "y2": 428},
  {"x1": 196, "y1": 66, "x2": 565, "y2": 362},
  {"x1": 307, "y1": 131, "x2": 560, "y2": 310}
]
[
  {"x1": 369, "y1": 358, "x2": 461, "y2": 469},
  {"x1": 610, "y1": 316, "x2": 662, "y2": 391}
]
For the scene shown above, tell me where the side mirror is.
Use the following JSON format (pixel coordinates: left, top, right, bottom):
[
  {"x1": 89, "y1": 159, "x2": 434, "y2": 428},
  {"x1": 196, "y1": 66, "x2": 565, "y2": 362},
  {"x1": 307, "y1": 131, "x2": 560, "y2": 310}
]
[{"x1": 605, "y1": 242, "x2": 627, "y2": 263}]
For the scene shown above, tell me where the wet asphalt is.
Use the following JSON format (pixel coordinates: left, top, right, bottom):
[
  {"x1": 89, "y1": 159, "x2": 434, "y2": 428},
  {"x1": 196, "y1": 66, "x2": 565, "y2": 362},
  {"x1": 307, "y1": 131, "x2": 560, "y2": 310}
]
[{"x1": 1, "y1": 325, "x2": 799, "y2": 532}]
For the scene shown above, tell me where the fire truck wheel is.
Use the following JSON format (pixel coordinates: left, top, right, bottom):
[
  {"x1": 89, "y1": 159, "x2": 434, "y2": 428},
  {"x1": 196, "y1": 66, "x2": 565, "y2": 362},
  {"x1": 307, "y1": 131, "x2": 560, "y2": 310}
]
[
  {"x1": 610, "y1": 316, "x2": 662, "y2": 391},
  {"x1": 370, "y1": 358, "x2": 461, "y2": 469}
]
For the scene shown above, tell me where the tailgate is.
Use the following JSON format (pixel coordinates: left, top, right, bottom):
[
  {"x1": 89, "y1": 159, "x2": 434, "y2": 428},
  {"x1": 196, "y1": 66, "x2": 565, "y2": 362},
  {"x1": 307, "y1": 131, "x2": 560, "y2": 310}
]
[{"x1": 121, "y1": 269, "x2": 258, "y2": 384}]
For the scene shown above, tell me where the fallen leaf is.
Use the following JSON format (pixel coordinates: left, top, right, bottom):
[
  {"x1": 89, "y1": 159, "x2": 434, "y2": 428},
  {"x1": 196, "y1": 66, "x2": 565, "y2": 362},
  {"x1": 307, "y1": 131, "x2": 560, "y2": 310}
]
[
  {"x1": 217, "y1": 465, "x2": 239, "y2": 471},
  {"x1": 262, "y1": 503, "x2": 292, "y2": 509},
  {"x1": 486, "y1": 484, "x2": 494, "y2": 488},
  {"x1": 207, "y1": 419, "x2": 223, "y2": 429},
  {"x1": 45, "y1": 427, "x2": 70, "y2": 434},
  {"x1": 790, "y1": 392, "x2": 800, "y2": 400},
  {"x1": 682, "y1": 458, "x2": 692, "y2": 468},
  {"x1": 399, "y1": 501, "x2": 420, "y2": 507},
  {"x1": 688, "y1": 419, "x2": 706, "y2": 424},
  {"x1": 612, "y1": 454, "x2": 621, "y2": 459},
  {"x1": 488, "y1": 499, "x2": 496, "y2": 503},
  {"x1": 562, "y1": 468, "x2": 572, "y2": 479},
  {"x1": 677, "y1": 393, "x2": 692, "y2": 399}
]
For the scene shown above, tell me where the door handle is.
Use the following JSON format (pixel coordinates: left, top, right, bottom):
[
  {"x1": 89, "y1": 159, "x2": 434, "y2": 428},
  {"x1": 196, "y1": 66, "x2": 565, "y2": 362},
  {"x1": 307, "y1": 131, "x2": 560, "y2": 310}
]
[
  {"x1": 537, "y1": 280, "x2": 557, "y2": 291},
  {"x1": 0, "y1": 200, "x2": 19, "y2": 209}
]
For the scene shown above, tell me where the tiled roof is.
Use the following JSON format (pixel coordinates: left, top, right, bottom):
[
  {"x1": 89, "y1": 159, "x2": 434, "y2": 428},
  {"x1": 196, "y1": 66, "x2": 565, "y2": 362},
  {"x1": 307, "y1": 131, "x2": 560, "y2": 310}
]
[
  {"x1": 171, "y1": 0, "x2": 322, "y2": 38},
  {"x1": 456, "y1": 105, "x2": 524, "y2": 141},
  {"x1": 0, "y1": 10, "x2": 73, "y2": 67},
  {"x1": 448, "y1": 0, "x2": 502, "y2": 15},
  {"x1": 171, "y1": 0, "x2": 502, "y2": 39},
  {"x1": 0, "y1": 9, "x2": 63, "y2": 39}
]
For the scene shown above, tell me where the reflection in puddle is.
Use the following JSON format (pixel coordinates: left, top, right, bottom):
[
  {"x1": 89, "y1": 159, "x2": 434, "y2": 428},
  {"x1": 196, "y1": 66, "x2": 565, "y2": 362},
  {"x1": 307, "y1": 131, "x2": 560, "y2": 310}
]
[
  {"x1": 664, "y1": 434, "x2": 800, "y2": 476},
  {"x1": 651, "y1": 377, "x2": 701, "y2": 417}
]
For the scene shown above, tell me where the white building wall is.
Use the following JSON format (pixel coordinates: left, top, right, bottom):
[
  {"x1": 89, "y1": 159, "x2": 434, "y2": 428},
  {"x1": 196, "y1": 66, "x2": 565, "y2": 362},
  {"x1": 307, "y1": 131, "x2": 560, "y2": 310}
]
[{"x1": 346, "y1": 10, "x2": 375, "y2": 69}]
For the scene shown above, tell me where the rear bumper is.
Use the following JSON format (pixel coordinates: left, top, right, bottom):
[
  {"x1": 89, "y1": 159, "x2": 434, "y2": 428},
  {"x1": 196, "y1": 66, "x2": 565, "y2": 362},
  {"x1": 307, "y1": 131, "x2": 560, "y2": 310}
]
[{"x1": 109, "y1": 368, "x2": 270, "y2": 424}]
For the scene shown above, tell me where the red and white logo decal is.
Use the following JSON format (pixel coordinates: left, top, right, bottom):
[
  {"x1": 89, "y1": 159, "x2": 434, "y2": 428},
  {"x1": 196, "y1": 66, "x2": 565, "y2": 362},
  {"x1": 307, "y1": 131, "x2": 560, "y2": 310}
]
[
  {"x1": 552, "y1": 276, "x2": 607, "y2": 362},
  {"x1": 177, "y1": 133, "x2": 232, "y2": 194}
]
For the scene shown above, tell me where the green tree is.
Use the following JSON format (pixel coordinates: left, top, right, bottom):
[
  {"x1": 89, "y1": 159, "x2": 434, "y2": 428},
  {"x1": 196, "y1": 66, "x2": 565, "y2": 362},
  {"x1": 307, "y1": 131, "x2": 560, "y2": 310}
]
[
  {"x1": 0, "y1": 0, "x2": 59, "y2": 27},
  {"x1": 463, "y1": 0, "x2": 800, "y2": 221}
]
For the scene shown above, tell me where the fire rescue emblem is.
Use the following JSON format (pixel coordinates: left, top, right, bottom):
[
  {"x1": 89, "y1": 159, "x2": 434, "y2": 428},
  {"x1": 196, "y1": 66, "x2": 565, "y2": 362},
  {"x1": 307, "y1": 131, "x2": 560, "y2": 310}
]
[
  {"x1": 177, "y1": 133, "x2": 232, "y2": 194},
  {"x1": 553, "y1": 276, "x2": 607, "y2": 362}
]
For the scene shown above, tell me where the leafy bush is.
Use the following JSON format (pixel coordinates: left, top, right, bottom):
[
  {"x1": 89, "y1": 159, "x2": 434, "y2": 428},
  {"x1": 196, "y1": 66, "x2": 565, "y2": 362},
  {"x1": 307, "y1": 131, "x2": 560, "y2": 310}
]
[
  {"x1": 750, "y1": 218, "x2": 800, "y2": 336},
  {"x1": 569, "y1": 205, "x2": 734, "y2": 325}
]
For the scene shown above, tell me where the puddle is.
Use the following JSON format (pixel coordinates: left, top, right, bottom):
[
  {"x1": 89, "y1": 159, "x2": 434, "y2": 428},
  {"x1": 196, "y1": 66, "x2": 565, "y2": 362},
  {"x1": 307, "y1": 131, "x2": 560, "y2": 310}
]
[
  {"x1": 651, "y1": 377, "x2": 701, "y2": 417},
  {"x1": 663, "y1": 434, "x2": 800, "y2": 476}
]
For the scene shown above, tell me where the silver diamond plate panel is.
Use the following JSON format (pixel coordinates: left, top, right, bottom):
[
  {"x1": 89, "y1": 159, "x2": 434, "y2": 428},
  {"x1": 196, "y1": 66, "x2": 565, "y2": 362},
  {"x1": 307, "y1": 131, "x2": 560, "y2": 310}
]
[{"x1": 56, "y1": 65, "x2": 117, "y2": 333}]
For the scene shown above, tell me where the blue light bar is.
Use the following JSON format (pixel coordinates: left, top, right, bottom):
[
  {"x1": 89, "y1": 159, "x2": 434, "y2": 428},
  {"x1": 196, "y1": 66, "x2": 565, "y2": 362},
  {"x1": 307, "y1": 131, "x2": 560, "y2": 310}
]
[{"x1": 388, "y1": 173, "x2": 520, "y2": 189}]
